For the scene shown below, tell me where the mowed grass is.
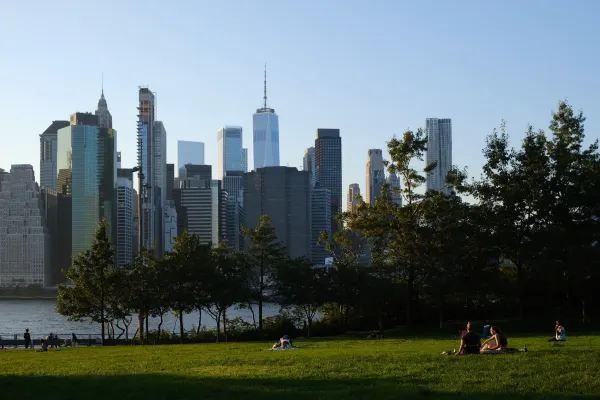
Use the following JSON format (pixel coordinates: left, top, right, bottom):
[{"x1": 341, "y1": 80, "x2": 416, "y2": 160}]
[{"x1": 1, "y1": 334, "x2": 600, "y2": 399}]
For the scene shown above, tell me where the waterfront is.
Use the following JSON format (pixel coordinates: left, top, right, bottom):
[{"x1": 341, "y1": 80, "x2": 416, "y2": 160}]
[{"x1": 0, "y1": 299, "x2": 278, "y2": 338}]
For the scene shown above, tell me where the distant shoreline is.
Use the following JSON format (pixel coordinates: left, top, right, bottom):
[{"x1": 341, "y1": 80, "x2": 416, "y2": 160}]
[{"x1": 0, "y1": 288, "x2": 57, "y2": 300}]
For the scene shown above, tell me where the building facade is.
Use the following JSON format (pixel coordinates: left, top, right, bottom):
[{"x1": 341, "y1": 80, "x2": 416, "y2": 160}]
[
  {"x1": 347, "y1": 183, "x2": 361, "y2": 212},
  {"x1": 366, "y1": 149, "x2": 385, "y2": 204},
  {"x1": 58, "y1": 109, "x2": 116, "y2": 259},
  {"x1": 39, "y1": 120, "x2": 69, "y2": 191},
  {"x1": 116, "y1": 168, "x2": 135, "y2": 267},
  {"x1": 217, "y1": 126, "x2": 243, "y2": 179},
  {"x1": 311, "y1": 185, "x2": 331, "y2": 264},
  {"x1": 253, "y1": 68, "x2": 280, "y2": 170},
  {"x1": 177, "y1": 140, "x2": 204, "y2": 176},
  {"x1": 303, "y1": 146, "x2": 316, "y2": 188},
  {"x1": 315, "y1": 128, "x2": 342, "y2": 225},
  {"x1": 243, "y1": 167, "x2": 311, "y2": 259},
  {"x1": 386, "y1": 172, "x2": 402, "y2": 205},
  {"x1": 0, "y1": 165, "x2": 48, "y2": 288},
  {"x1": 425, "y1": 118, "x2": 452, "y2": 194}
]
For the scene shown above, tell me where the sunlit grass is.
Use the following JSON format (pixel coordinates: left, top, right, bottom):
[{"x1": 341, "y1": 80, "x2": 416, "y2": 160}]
[{"x1": 1, "y1": 334, "x2": 599, "y2": 399}]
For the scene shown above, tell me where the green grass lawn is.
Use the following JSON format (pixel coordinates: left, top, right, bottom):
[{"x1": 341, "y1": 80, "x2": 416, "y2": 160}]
[{"x1": 1, "y1": 334, "x2": 599, "y2": 399}]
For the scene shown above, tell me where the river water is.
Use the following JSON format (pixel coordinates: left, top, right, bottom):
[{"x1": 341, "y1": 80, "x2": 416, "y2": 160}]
[{"x1": 0, "y1": 299, "x2": 279, "y2": 339}]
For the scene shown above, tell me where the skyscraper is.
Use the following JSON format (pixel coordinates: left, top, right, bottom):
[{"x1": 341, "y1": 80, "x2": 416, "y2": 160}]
[
  {"x1": 366, "y1": 149, "x2": 385, "y2": 204},
  {"x1": 95, "y1": 88, "x2": 112, "y2": 129},
  {"x1": 116, "y1": 168, "x2": 135, "y2": 267},
  {"x1": 425, "y1": 118, "x2": 452, "y2": 194},
  {"x1": 58, "y1": 110, "x2": 116, "y2": 258},
  {"x1": 347, "y1": 183, "x2": 361, "y2": 212},
  {"x1": 303, "y1": 146, "x2": 316, "y2": 188},
  {"x1": 137, "y1": 88, "x2": 166, "y2": 253},
  {"x1": 217, "y1": 126, "x2": 243, "y2": 179},
  {"x1": 39, "y1": 120, "x2": 69, "y2": 191},
  {"x1": 243, "y1": 167, "x2": 311, "y2": 259},
  {"x1": 315, "y1": 128, "x2": 342, "y2": 225},
  {"x1": 311, "y1": 185, "x2": 331, "y2": 264},
  {"x1": 177, "y1": 140, "x2": 204, "y2": 176},
  {"x1": 241, "y1": 148, "x2": 248, "y2": 173},
  {"x1": 0, "y1": 165, "x2": 48, "y2": 288},
  {"x1": 253, "y1": 67, "x2": 280, "y2": 170},
  {"x1": 386, "y1": 172, "x2": 402, "y2": 205},
  {"x1": 223, "y1": 171, "x2": 244, "y2": 251}
]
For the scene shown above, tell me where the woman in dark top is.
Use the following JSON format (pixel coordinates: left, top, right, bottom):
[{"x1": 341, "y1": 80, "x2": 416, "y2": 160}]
[{"x1": 480, "y1": 326, "x2": 507, "y2": 353}]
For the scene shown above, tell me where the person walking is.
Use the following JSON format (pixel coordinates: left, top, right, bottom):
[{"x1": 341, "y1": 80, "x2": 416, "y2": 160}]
[{"x1": 24, "y1": 329, "x2": 32, "y2": 349}]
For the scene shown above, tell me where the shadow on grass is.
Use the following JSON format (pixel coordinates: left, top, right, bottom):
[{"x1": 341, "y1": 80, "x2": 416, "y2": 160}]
[{"x1": 0, "y1": 375, "x2": 595, "y2": 400}]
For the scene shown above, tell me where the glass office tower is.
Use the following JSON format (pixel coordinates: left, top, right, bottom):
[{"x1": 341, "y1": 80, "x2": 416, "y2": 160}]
[
  {"x1": 217, "y1": 126, "x2": 243, "y2": 179},
  {"x1": 253, "y1": 67, "x2": 279, "y2": 169}
]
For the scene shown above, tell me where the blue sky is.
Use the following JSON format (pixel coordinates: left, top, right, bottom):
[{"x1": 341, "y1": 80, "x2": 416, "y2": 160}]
[{"x1": 1, "y1": 1, "x2": 598, "y2": 206}]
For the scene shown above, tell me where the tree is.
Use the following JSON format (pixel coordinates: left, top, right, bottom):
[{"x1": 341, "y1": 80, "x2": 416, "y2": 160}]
[
  {"x1": 203, "y1": 246, "x2": 250, "y2": 342},
  {"x1": 57, "y1": 220, "x2": 115, "y2": 344},
  {"x1": 275, "y1": 258, "x2": 329, "y2": 337},
  {"x1": 243, "y1": 215, "x2": 286, "y2": 330},
  {"x1": 545, "y1": 101, "x2": 600, "y2": 321},
  {"x1": 164, "y1": 231, "x2": 210, "y2": 341}
]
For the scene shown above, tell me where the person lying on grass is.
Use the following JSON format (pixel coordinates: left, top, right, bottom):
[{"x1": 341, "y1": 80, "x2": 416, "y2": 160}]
[
  {"x1": 480, "y1": 326, "x2": 508, "y2": 353},
  {"x1": 456, "y1": 321, "x2": 481, "y2": 355},
  {"x1": 272, "y1": 335, "x2": 293, "y2": 350}
]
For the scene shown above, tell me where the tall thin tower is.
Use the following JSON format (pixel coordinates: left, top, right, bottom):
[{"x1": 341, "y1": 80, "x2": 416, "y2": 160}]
[
  {"x1": 425, "y1": 118, "x2": 452, "y2": 194},
  {"x1": 253, "y1": 65, "x2": 280, "y2": 169}
]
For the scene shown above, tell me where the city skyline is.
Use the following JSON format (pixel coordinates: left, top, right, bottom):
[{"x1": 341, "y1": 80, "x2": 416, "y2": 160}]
[{"x1": 2, "y1": 2, "x2": 598, "y2": 209}]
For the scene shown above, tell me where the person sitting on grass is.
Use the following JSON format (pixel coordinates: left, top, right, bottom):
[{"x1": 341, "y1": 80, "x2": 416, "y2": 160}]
[
  {"x1": 480, "y1": 326, "x2": 507, "y2": 353},
  {"x1": 456, "y1": 321, "x2": 481, "y2": 355},
  {"x1": 272, "y1": 334, "x2": 293, "y2": 350},
  {"x1": 37, "y1": 338, "x2": 48, "y2": 352},
  {"x1": 548, "y1": 321, "x2": 566, "y2": 342}
]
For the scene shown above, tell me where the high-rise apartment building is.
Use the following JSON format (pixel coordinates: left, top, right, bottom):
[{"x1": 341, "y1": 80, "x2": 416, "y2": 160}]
[
  {"x1": 58, "y1": 108, "x2": 116, "y2": 259},
  {"x1": 116, "y1": 168, "x2": 135, "y2": 267},
  {"x1": 0, "y1": 165, "x2": 48, "y2": 288},
  {"x1": 137, "y1": 87, "x2": 167, "y2": 253},
  {"x1": 315, "y1": 129, "x2": 342, "y2": 225},
  {"x1": 217, "y1": 126, "x2": 243, "y2": 179},
  {"x1": 311, "y1": 185, "x2": 331, "y2": 264},
  {"x1": 243, "y1": 167, "x2": 311, "y2": 259},
  {"x1": 366, "y1": 149, "x2": 385, "y2": 204},
  {"x1": 303, "y1": 147, "x2": 316, "y2": 188},
  {"x1": 39, "y1": 120, "x2": 69, "y2": 191},
  {"x1": 253, "y1": 67, "x2": 280, "y2": 170},
  {"x1": 426, "y1": 118, "x2": 452, "y2": 194},
  {"x1": 347, "y1": 183, "x2": 361, "y2": 212},
  {"x1": 177, "y1": 140, "x2": 204, "y2": 176}
]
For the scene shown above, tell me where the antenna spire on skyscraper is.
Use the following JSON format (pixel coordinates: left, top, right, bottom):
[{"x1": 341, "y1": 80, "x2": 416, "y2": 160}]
[
  {"x1": 263, "y1": 63, "x2": 267, "y2": 109},
  {"x1": 101, "y1": 72, "x2": 104, "y2": 96}
]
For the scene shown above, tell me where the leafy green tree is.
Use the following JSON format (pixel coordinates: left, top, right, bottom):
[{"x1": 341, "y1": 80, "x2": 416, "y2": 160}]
[
  {"x1": 243, "y1": 215, "x2": 286, "y2": 330},
  {"x1": 275, "y1": 258, "x2": 329, "y2": 337},
  {"x1": 57, "y1": 220, "x2": 115, "y2": 343},
  {"x1": 164, "y1": 231, "x2": 210, "y2": 341},
  {"x1": 545, "y1": 101, "x2": 600, "y2": 320},
  {"x1": 203, "y1": 246, "x2": 250, "y2": 342}
]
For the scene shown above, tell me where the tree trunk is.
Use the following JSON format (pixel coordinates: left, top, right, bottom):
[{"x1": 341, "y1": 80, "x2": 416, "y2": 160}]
[
  {"x1": 216, "y1": 312, "x2": 221, "y2": 343},
  {"x1": 157, "y1": 314, "x2": 164, "y2": 342},
  {"x1": 138, "y1": 313, "x2": 144, "y2": 343},
  {"x1": 179, "y1": 309, "x2": 184, "y2": 342},
  {"x1": 258, "y1": 258, "x2": 264, "y2": 330},
  {"x1": 223, "y1": 308, "x2": 228, "y2": 343},
  {"x1": 197, "y1": 309, "x2": 202, "y2": 334},
  {"x1": 248, "y1": 302, "x2": 257, "y2": 328}
]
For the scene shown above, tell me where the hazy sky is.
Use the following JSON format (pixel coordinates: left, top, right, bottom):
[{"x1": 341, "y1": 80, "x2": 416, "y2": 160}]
[{"x1": 1, "y1": 1, "x2": 598, "y2": 206}]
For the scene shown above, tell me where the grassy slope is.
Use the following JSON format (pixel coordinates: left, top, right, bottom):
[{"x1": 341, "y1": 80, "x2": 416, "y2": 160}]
[{"x1": 1, "y1": 335, "x2": 599, "y2": 400}]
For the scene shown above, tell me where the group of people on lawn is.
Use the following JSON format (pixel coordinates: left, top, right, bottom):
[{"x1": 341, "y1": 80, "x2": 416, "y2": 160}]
[{"x1": 455, "y1": 320, "x2": 566, "y2": 355}]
